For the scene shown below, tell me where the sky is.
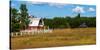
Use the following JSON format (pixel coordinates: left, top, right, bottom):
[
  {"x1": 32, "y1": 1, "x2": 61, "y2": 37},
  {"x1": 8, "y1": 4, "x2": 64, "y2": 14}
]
[{"x1": 11, "y1": 1, "x2": 96, "y2": 18}]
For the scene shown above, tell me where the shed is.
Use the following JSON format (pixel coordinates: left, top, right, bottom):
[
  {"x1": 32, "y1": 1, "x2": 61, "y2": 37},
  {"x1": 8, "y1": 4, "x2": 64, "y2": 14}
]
[
  {"x1": 28, "y1": 17, "x2": 44, "y2": 30},
  {"x1": 79, "y1": 22, "x2": 88, "y2": 28}
]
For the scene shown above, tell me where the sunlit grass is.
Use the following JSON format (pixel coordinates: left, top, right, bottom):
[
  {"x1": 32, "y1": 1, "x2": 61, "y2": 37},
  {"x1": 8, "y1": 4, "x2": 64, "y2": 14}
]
[{"x1": 11, "y1": 28, "x2": 96, "y2": 49}]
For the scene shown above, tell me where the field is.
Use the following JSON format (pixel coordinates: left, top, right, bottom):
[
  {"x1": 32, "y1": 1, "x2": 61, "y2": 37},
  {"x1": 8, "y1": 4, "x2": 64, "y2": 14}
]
[{"x1": 11, "y1": 28, "x2": 96, "y2": 49}]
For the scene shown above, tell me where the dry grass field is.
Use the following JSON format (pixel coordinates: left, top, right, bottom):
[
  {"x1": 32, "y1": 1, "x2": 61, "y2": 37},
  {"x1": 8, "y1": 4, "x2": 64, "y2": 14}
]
[{"x1": 11, "y1": 28, "x2": 96, "y2": 49}]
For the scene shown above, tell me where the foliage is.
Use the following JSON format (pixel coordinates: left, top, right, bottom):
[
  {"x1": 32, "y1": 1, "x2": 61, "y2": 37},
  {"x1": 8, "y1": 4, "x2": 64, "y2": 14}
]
[
  {"x1": 44, "y1": 13, "x2": 96, "y2": 29},
  {"x1": 11, "y1": 4, "x2": 29, "y2": 32},
  {"x1": 11, "y1": 8, "x2": 20, "y2": 32},
  {"x1": 20, "y1": 4, "x2": 29, "y2": 30}
]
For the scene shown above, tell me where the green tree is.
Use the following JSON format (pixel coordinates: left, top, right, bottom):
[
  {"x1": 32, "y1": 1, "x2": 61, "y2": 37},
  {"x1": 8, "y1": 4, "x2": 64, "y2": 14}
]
[
  {"x1": 11, "y1": 8, "x2": 20, "y2": 32},
  {"x1": 73, "y1": 13, "x2": 81, "y2": 28},
  {"x1": 76, "y1": 13, "x2": 80, "y2": 18},
  {"x1": 20, "y1": 4, "x2": 29, "y2": 30}
]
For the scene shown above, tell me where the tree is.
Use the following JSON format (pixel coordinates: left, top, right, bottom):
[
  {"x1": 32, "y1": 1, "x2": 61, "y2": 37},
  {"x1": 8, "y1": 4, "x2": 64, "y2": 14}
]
[
  {"x1": 44, "y1": 15, "x2": 96, "y2": 29},
  {"x1": 20, "y1": 4, "x2": 29, "y2": 30},
  {"x1": 11, "y1": 8, "x2": 20, "y2": 32},
  {"x1": 11, "y1": 4, "x2": 30, "y2": 32},
  {"x1": 73, "y1": 13, "x2": 81, "y2": 28},
  {"x1": 76, "y1": 13, "x2": 80, "y2": 18}
]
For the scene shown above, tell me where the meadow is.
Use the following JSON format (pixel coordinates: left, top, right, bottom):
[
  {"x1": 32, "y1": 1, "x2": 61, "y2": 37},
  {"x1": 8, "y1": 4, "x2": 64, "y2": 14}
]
[{"x1": 11, "y1": 28, "x2": 96, "y2": 49}]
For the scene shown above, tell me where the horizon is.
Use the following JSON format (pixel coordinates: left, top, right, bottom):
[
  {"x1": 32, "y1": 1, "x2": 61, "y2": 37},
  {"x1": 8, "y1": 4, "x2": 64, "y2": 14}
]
[{"x1": 11, "y1": 1, "x2": 96, "y2": 18}]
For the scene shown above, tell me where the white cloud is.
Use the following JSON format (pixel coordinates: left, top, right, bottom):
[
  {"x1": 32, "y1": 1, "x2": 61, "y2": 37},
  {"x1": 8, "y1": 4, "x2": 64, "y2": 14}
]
[
  {"x1": 27, "y1": 1, "x2": 44, "y2": 4},
  {"x1": 27, "y1": 1, "x2": 67, "y2": 8},
  {"x1": 26, "y1": 1, "x2": 47, "y2": 6},
  {"x1": 48, "y1": 3, "x2": 67, "y2": 8},
  {"x1": 72, "y1": 6, "x2": 85, "y2": 13},
  {"x1": 88, "y1": 8, "x2": 95, "y2": 11}
]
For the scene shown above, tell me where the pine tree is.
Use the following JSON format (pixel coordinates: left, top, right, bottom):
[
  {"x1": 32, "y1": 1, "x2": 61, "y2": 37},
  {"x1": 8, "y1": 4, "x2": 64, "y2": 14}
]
[{"x1": 20, "y1": 4, "x2": 29, "y2": 30}]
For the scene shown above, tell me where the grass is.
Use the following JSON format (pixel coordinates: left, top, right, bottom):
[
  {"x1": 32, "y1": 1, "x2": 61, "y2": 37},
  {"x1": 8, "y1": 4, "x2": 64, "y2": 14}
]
[{"x1": 11, "y1": 28, "x2": 96, "y2": 49}]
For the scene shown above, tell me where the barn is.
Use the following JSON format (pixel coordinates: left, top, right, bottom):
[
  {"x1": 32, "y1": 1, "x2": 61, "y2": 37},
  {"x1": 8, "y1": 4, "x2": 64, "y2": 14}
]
[{"x1": 28, "y1": 17, "x2": 44, "y2": 30}]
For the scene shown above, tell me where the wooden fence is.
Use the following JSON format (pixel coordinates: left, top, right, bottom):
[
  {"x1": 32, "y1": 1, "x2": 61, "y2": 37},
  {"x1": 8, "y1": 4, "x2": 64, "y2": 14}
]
[{"x1": 11, "y1": 29, "x2": 52, "y2": 37}]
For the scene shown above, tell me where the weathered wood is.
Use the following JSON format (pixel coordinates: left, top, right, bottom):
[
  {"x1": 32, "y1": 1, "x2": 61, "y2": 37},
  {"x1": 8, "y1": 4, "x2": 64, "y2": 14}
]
[{"x1": 11, "y1": 29, "x2": 53, "y2": 37}]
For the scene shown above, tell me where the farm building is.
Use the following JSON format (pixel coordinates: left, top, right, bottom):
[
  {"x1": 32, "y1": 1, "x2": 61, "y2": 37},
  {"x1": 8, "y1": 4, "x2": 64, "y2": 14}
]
[
  {"x1": 18, "y1": 16, "x2": 52, "y2": 34},
  {"x1": 28, "y1": 17, "x2": 44, "y2": 30},
  {"x1": 79, "y1": 22, "x2": 88, "y2": 28}
]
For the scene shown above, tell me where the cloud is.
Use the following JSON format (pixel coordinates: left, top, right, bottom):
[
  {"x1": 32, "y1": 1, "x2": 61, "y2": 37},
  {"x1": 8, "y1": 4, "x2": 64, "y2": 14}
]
[
  {"x1": 27, "y1": 1, "x2": 45, "y2": 5},
  {"x1": 48, "y1": 3, "x2": 67, "y2": 8},
  {"x1": 72, "y1": 6, "x2": 85, "y2": 13},
  {"x1": 88, "y1": 8, "x2": 95, "y2": 11},
  {"x1": 27, "y1": 1, "x2": 67, "y2": 8},
  {"x1": 26, "y1": 1, "x2": 47, "y2": 6}
]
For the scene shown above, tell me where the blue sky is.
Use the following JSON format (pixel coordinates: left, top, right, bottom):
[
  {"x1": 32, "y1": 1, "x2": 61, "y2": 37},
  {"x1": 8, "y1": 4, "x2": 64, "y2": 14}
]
[{"x1": 11, "y1": 1, "x2": 96, "y2": 18}]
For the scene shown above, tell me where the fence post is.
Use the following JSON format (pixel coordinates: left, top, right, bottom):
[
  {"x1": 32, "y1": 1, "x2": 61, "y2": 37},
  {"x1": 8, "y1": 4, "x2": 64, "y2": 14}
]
[
  {"x1": 20, "y1": 32, "x2": 22, "y2": 36},
  {"x1": 15, "y1": 32, "x2": 17, "y2": 36},
  {"x1": 11, "y1": 33, "x2": 13, "y2": 37}
]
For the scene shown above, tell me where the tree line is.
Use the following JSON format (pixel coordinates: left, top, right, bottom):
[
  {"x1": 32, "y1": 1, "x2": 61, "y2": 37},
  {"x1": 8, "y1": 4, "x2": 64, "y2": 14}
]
[{"x1": 43, "y1": 13, "x2": 96, "y2": 29}]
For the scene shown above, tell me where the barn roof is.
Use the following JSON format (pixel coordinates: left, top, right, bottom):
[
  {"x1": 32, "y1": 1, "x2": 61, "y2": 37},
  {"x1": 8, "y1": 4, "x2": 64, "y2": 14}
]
[{"x1": 29, "y1": 18, "x2": 41, "y2": 26}]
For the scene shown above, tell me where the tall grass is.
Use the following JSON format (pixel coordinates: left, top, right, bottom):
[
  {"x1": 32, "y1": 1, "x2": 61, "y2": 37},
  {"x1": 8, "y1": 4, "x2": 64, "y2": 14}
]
[{"x1": 11, "y1": 28, "x2": 96, "y2": 49}]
